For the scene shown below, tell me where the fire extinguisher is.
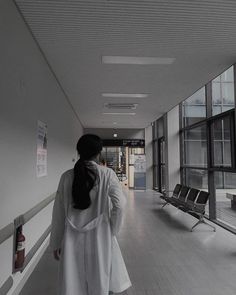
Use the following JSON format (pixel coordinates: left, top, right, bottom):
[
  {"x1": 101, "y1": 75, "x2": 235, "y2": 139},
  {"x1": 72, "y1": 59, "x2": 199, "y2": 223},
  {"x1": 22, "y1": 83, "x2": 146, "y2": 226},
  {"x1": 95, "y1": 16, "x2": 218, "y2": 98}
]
[{"x1": 15, "y1": 225, "x2": 25, "y2": 270}]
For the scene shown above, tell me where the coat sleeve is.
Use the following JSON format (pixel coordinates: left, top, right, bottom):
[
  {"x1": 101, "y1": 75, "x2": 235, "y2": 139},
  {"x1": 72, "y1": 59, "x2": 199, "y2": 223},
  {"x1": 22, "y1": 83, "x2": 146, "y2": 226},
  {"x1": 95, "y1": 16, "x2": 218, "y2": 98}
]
[
  {"x1": 49, "y1": 174, "x2": 66, "y2": 250},
  {"x1": 108, "y1": 170, "x2": 126, "y2": 236}
]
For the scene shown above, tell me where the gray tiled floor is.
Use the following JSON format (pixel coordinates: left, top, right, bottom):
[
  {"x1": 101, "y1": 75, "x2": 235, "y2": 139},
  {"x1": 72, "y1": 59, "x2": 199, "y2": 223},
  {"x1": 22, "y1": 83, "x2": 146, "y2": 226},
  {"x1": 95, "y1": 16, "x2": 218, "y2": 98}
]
[{"x1": 20, "y1": 189, "x2": 236, "y2": 295}]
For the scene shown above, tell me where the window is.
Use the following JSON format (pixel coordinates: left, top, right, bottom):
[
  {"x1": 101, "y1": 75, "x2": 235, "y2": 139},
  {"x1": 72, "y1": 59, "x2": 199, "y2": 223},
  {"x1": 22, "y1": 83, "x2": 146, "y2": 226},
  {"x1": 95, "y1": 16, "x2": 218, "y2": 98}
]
[
  {"x1": 180, "y1": 64, "x2": 236, "y2": 232},
  {"x1": 210, "y1": 114, "x2": 234, "y2": 168},
  {"x1": 183, "y1": 168, "x2": 208, "y2": 190},
  {"x1": 214, "y1": 171, "x2": 236, "y2": 229},
  {"x1": 183, "y1": 124, "x2": 207, "y2": 168},
  {"x1": 212, "y1": 66, "x2": 235, "y2": 115},
  {"x1": 182, "y1": 87, "x2": 206, "y2": 127}
]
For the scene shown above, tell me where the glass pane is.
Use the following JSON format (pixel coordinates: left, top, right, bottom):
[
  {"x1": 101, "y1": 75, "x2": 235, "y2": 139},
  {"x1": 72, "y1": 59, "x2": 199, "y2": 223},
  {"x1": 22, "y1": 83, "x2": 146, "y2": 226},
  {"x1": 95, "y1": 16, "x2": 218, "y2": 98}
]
[
  {"x1": 182, "y1": 87, "x2": 206, "y2": 127},
  {"x1": 215, "y1": 171, "x2": 236, "y2": 229},
  {"x1": 224, "y1": 142, "x2": 231, "y2": 166},
  {"x1": 212, "y1": 82, "x2": 221, "y2": 105},
  {"x1": 160, "y1": 140, "x2": 165, "y2": 164},
  {"x1": 222, "y1": 83, "x2": 234, "y2": 104},
  {"x1": 213, "y1": 141, "x2": 223, "y2": 165},
  {"x1": 157, "y1": 118, "x2": 164, "y2": 138},
  {"x1": 153, "y1": 166, "x2": 158, "y2": 190},
  {"x1": 221, "y1": 66, "x2": 234, "y2": 82},
  {"x1": 224, "y1": 117, "x2": 230, "y2": 139},
  {"x1": 183, "y1": 168, "x2": 208, "y2": 190},
  {"x1": 212, "y1": 66, "x2": 235, "y2": 116},
  {"x1": 160, "y1": 165, "x2": 166, "y2": 192},
  {"x1": 153, "y1": 121, "x2": 158, "y2": 139},
  {"x1": 183, "y1": 125, "x2": 207, "y2": 167},
  {"x1": 211, "y1": 116, "x2": 232, "y2": 167},
  {"x1": 153, "y1": 141, "x2": 158, "y2": 165}
]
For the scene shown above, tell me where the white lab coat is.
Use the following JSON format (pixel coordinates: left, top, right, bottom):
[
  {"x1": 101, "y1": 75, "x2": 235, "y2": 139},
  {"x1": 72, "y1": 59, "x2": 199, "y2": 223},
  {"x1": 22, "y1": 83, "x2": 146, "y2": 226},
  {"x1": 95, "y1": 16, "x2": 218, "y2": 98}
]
[{"x1": 50, "y1": 161, "x2": 131, "y2": 295}]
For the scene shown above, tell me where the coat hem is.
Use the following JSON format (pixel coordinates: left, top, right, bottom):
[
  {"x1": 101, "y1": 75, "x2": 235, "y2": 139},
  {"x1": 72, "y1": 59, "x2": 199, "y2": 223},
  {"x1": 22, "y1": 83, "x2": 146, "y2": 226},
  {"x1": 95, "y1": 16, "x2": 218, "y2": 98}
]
[{"x1": 109, "y1": 281, "x2": 132, "y2": 293}]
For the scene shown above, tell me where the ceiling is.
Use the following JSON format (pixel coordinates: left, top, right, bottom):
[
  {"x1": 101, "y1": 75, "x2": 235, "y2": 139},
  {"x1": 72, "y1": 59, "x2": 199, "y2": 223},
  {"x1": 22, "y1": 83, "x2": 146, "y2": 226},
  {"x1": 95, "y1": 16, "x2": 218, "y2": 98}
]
[{"x1": 15, "y1": 0, "x2": 236, "y2": 129}]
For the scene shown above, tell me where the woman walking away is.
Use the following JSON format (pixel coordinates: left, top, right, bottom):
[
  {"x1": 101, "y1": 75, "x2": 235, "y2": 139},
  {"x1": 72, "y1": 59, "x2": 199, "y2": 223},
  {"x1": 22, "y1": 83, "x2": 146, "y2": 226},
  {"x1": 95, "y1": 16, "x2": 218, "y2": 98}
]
[{"x1": 50, "y1": 134, "x2": 131, "y2": 295}]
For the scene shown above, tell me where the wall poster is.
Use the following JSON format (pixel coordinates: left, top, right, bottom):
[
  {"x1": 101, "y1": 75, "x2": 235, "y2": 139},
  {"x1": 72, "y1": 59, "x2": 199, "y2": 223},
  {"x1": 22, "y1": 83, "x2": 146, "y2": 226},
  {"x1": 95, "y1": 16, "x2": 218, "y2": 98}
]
[
  {"x1": 36, "y1": 120, "x2": 47, "y2": 177},
  {"x1": 133, "y1": 154, "x2": 146, "y2": 190}
]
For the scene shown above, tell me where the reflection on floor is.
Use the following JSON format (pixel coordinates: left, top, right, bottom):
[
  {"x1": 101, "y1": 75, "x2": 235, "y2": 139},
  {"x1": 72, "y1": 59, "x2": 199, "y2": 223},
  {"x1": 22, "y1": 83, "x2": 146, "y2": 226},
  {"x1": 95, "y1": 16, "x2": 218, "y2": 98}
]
[{"x1": 20, "y1": 189, "x2": 236, "y2": 295}]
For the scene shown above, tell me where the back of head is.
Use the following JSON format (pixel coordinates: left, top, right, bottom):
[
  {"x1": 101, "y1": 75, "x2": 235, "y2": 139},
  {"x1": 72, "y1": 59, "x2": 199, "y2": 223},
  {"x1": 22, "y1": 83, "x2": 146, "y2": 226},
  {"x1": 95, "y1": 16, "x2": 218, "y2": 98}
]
[
  {"x1": 72, "y1": 134, "x2": 103, "y2": 210},
  {"x1": 77, "y1": 134, "x2": 103, "y2": 160}
]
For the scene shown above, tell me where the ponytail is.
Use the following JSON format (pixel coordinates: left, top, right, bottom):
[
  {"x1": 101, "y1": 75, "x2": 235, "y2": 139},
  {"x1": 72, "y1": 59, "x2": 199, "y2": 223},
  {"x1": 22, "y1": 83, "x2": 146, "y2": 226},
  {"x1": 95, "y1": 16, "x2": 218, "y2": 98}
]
[{"x1": 72, "y1": 134, "x2": 102, "y2": 210}]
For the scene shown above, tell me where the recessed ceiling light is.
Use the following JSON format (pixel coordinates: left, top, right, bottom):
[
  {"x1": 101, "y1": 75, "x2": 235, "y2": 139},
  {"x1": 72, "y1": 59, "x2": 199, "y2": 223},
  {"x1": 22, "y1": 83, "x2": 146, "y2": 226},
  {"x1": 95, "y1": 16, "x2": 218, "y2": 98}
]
[
  {"x1": 103, "y1": 112, "x2": 136, "y2": 115},
  {"x1": 102, "y1": 93, "x2": 148, "y2": 98},
  {"x1": 104, "y1": 103, "x2": 138, "y2": 110},
  {"x1": 102, "y1": 56, "x2": 175, "y2": 65},
  {"x1": 113, "y1": 133, "x2": 118, "y2": 138}
]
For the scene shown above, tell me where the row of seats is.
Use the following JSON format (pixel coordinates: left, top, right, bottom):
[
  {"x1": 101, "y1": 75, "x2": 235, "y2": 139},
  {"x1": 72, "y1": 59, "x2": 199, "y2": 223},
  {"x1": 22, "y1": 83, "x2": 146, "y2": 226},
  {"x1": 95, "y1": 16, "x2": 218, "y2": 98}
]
[{"x1": 160, "y1": 184, "x2": 216, "y2": 231}]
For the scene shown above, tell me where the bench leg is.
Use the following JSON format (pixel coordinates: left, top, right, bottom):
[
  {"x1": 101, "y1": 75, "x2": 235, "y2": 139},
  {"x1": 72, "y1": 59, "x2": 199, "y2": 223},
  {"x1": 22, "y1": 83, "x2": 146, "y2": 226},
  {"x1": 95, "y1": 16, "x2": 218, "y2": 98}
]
[
  {"x1": 161, "y1": 202, "x2": 169, "y2": 208},
  {"x1": 191, "y1": 215, "x2": 216, "y2": 232}
]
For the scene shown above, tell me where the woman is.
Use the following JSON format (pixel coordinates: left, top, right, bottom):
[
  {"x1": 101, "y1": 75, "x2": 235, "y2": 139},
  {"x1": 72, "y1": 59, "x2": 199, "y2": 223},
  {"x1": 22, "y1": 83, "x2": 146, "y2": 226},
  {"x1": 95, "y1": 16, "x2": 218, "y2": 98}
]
[{"x1": 50, "y1": 134, "x2": 131, "y2": 295}]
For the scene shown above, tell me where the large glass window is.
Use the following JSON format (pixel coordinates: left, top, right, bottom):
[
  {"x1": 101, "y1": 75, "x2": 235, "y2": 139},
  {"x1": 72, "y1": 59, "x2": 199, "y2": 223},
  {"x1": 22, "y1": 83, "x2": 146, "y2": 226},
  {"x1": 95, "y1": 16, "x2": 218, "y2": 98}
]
[
  {"x1": 182, "y1": 87, "x2": 206, "y2": 127},
  {"x1": 215, "y1": 172, "x2": 236, "y2": 228},
  {"x1": 211, "y1": 115, "x2": 232, "y2": 168},
  {"x1": 183, "y1": 124, "x2": 207, "y2": 168},
  {"x1": 180, "y1": 64, "x2": 236, "y2": 232},
  {"x1": 212, "y1": 66, "x2": 235, "y2": 115},
  {"x1": 183, "y1": 168, "x2": 208, "y2": 190}
]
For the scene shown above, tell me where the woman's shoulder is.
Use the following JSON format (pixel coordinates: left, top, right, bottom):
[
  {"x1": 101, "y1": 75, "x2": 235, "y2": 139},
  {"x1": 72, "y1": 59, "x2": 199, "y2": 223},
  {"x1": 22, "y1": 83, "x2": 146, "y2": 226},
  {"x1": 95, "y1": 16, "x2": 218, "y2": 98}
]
[
  {"x1": 96, "y1": 164, "x2": 116, "y2": 178},
  {"x1": 60, "y1": 169, "x2": 74, "y2": 181}
]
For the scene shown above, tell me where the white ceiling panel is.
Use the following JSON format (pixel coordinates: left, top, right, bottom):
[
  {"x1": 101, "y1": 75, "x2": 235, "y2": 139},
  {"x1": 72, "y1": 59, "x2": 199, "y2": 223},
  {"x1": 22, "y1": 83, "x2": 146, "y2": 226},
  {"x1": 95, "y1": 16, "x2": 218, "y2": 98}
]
[{"x1": 15, "y1": 0, "x2": 236, "y2": 128}]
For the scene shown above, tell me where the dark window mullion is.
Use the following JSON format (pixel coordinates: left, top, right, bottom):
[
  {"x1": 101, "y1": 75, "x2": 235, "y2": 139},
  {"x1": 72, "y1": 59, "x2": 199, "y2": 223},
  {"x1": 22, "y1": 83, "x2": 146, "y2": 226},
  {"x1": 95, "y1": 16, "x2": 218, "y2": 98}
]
[{"x1": 230, "y1": 112, "x2": 235, "y2": 169}]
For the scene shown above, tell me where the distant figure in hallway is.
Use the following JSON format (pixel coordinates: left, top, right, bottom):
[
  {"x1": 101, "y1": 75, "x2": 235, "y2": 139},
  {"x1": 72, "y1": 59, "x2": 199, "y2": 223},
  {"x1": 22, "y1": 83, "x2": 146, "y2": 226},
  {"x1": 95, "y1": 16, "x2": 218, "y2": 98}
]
[
  {"x1": 99, "y1": 155, "x2": 107, "y2": 166},
  {"x1": 50, "y1": 134, "x2": 131, "y2": 295}
]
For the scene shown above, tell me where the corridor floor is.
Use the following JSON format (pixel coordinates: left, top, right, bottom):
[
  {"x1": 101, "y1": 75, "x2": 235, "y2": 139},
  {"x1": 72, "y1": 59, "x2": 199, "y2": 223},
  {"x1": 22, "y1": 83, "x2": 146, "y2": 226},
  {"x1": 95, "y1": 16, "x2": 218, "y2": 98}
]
[{"x1": 20, "y1": 189, "x2": 236, "y2": 295}]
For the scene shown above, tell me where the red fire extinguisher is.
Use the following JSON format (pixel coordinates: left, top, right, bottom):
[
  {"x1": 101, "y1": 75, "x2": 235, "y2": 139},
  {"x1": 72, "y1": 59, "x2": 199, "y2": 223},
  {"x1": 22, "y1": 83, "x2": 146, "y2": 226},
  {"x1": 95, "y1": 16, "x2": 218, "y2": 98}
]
[{"x1": 15, "y1": 225, "x2": 25, "y2": 270}]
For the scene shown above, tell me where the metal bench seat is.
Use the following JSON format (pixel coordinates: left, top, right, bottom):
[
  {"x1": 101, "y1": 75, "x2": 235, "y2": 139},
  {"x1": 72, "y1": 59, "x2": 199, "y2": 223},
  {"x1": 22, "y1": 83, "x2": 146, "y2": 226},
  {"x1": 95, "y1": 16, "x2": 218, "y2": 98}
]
[
  {"x1": 160, "y1": 184, "x2": 182, "y2": 208},
  {"x1": 177, "y1": 188, "x2": 200, "y2": 211},
  {"x1": 169, "y1": 186, "x2": 190, "y2": 207},
  {"x1": 160, "y1": 186, "x2": 216, "y2": 232}
]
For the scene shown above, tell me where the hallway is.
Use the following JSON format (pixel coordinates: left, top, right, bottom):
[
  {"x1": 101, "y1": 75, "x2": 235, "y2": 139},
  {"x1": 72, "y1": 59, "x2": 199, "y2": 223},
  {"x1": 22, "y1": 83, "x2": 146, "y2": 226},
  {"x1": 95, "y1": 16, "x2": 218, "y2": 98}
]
[{"x1": 20, "y1": 189, "x2": 236, "y2": 295}]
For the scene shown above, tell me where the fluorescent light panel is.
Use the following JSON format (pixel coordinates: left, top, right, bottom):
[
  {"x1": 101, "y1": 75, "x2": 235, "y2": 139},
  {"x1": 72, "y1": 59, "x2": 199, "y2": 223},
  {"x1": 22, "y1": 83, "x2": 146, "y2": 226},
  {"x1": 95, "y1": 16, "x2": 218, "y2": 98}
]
[
  {"x1": 102, "y1": 93, "x2": 148, "y2": 98},
  {"x1": 103, "y1": 112, "x2": 136, "y2": 115},
  {"x1": 102, "y1": 56, "x2": 175, "y2": 65}
]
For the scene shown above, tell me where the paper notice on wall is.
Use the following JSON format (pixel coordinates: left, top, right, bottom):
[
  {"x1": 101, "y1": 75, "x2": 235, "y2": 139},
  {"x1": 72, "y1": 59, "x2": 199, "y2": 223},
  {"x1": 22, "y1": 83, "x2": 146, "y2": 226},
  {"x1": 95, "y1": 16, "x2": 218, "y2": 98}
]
[
  {"x1": 133, "y1": 154, "x2": 146, "y2": 190},
  {"x1": 134, "y1": 154, "x2": 146, "y2": 173},
  {"x1": 36, "y1": 121, "x2": 47, "y2": 177}
]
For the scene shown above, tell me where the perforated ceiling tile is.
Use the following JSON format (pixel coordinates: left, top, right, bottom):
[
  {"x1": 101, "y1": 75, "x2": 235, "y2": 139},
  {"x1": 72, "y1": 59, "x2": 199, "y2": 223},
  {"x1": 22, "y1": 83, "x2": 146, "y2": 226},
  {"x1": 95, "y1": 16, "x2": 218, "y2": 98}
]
[{"x1": 15, "y1": 0, "x2": 236, "y2": 128}]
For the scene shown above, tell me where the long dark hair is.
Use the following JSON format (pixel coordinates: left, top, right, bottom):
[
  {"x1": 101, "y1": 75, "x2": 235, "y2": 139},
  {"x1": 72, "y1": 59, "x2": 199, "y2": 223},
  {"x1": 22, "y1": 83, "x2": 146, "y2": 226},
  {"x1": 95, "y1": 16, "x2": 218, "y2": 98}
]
[{"x1": 72, "y1": 134, "x2": 102, "y2": 210}]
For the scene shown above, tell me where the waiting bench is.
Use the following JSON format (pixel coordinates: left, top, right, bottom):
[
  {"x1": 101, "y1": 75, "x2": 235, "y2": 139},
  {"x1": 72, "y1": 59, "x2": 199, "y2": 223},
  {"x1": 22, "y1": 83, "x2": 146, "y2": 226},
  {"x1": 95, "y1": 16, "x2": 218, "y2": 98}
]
[{"x1": 160, "y1": 184, "x2": 216, "y2": 232}]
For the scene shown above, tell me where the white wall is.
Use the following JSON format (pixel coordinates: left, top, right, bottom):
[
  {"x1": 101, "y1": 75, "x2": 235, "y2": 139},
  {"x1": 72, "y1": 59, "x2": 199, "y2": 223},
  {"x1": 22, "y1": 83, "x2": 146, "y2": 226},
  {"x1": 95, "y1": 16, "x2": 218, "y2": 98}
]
[
  {"x1": 145, "y1": 125, "x2": 153, "y2": 189},
  {"x1": 0, "y1": 0, "x2": 83, "y2": 293},
  {"x1": 84, "y1": 128, "x2": 145, "y2": 139},
  {"x1": 165, "y1": 106, "x2": 180, "y2": 192}
]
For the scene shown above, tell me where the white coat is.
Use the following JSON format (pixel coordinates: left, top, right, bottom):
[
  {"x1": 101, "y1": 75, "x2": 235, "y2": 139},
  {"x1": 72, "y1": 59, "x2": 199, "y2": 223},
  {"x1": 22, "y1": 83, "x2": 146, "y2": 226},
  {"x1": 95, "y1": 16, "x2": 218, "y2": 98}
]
[{"x1": 50, "y1": 161, "x2": 131, "y2": 295}]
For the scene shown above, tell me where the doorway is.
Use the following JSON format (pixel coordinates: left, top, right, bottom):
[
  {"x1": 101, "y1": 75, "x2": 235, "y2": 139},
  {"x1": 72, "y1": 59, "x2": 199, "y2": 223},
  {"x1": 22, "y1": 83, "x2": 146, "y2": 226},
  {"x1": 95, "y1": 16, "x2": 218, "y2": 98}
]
[{"x1": 101, "y1": 146, "x2": 145, "y2": 188}]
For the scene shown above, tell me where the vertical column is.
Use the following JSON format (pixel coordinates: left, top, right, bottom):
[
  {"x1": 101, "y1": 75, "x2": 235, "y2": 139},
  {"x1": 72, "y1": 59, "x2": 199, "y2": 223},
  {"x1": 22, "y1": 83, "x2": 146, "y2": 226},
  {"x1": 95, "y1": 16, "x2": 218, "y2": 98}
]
[
  {"x1": 166, "y1": 106, "x2": 181, "y2": 192},
  {"x1": 234, "y1": 64, "x2": 236, "y2": 168},
  {"x1": 206, "y1": 82, "x2": 216, "y2": 220},
  {"x1": 145, "y1": 125, "x2": 153, "y2": 189}
]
